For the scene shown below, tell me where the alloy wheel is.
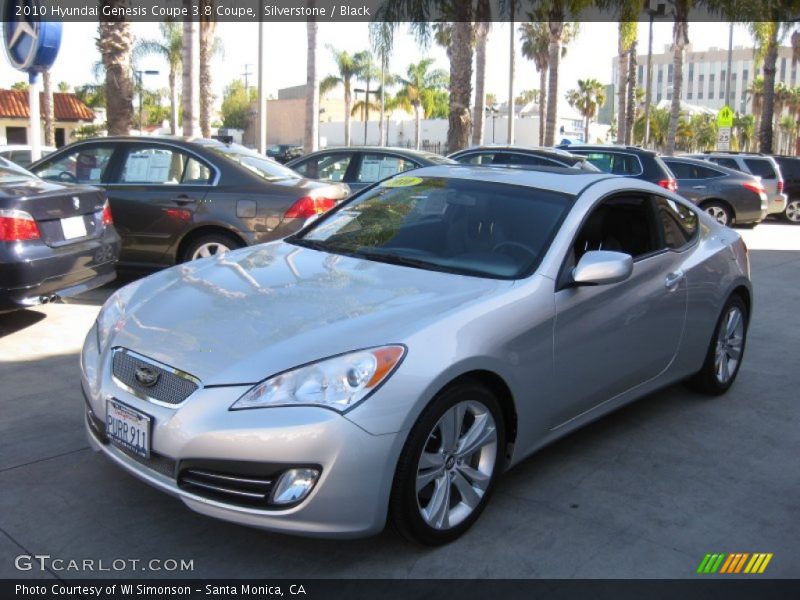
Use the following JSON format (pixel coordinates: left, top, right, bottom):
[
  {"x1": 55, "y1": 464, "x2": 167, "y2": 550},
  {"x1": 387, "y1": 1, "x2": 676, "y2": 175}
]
[
  {"x1": 714, "y1": 305, "x2": 745, "y2": 384},
  {"x1": 786, "y1": 199, "x2": 800, "y2": 223},
  {"x1": 415, "y1": 400, "x2": 497, "y2": 531},
  {"x1": 705, "y1": 205, "x2": 729, "y2": 226},
  {"x1": 191, "y1": 242, "x2": 231, "y2": 260}
]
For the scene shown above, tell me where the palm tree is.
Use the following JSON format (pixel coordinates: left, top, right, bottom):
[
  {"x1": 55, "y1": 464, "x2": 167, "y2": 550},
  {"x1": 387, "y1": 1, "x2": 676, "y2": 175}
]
[
  {"x1": 617, "y1": 16, "x2": 637, "y2": 144},
  {"x1": 635, "y1": 105, "x2": 670, "y2": 150},
  {"x1": 199, "y1": 1, "x2": 223, "y2": 138},
  {"x1": 749, "y1": 22, "x2": 792, "y2": 153},
  {"x1": 57, "y1": 82, "x2": 70, "y2": 92},
  {"x1": 97, "y1": 1, "x2": 134, "y2": 135},
  {"x1": 354, "y1": 51, "x2": 380, "y2": 144},
  {"x1": 473, "y1": 21, "x2": 491, "y2": 146},
  {"x1": 520, "y1": 22, "x2": 551, "y2": 146},
  {"x1": 665, "y1": 0, "x2": 690, "y2": 156},
  {"x1": 134, "y1": 22, "x2": 183, "y2": 135},
  {"x1": 396, "y1": 58, "x2": 449, "y2": 150},
  {"x1": 734, "y1": 114, "x2": 755, "y2": 152},
  {"x1": 369, "y1": 22, "x2": 395, "y2": 146},
  {"x1": 305, "y1": 19, "x2": 319, "y2": 153},
  {"x1": 321, "y1": 47, "x2": 361, "y2": 147},
  {"x1": 42, "y1": 71, "x2": 55, "y2": 147},
  {"x1": 625, "y1": 35, "x2": 639, "y2": 145},
  {"x1": 565, "y1": 78, "x2": 607, "y2": 143},
  {"x1": 182, "y1": 16, "x2": 200, "y2": 137},
  {"x1": 746, "y1": 76, "x2": 764, "y2": 139}
]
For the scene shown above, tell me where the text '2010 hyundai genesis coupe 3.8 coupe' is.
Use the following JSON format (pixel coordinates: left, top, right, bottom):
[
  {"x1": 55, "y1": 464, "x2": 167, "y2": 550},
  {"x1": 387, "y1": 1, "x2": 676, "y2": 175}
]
[{"x1": 81, "y1": 165, "x2": 751, "y2": 545}]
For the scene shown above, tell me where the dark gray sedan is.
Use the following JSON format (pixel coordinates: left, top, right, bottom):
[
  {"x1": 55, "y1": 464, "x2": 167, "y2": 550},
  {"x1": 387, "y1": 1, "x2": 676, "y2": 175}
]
[
  {"x1": 286, "y1": 147, "x2": 455, "y2": 193},
  {"x1": 28, "y1": 138, "x2": 349, "y2": 266},
  {"x1": 664, "y1": 156, "x2": 768, "y2": 226},
  {"x1": 0, "y1": 157, "x2": 120, "y2": 312},
  {"x1": 449, "y1": 145, "x2": 600, "y2": 171}
]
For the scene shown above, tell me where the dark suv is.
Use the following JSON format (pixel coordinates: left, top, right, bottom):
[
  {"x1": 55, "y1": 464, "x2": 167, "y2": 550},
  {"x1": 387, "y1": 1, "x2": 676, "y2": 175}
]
[
  {"x1": 558, "y1": 144, "x2": 677, "y2": 192},
  {"x1": 771, "y1": 156, "x2": 800, "y2": 224}
]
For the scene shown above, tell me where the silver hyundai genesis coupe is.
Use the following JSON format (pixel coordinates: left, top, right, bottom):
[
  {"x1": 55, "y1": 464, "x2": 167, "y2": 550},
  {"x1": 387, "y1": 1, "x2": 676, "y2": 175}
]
[{"x1": 81, "y1": 165, "x2": 751, "y2": 545}]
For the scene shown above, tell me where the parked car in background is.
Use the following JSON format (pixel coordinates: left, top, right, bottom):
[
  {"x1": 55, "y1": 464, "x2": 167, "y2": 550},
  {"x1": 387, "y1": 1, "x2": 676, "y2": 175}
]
[
  {"x1": 0, "y1": 145, "x2": 56, "y2": 168},
  {"x1": 83, "y1": 165, "x2": 751, "y2": 544},
  {"x1": 286, "y1": 147, "x2": 455, "y2": 193},
  {"x1": 28, "y1": 137, "x2": 349, "y2": 266},
  {"x1": 560, "y1": 145, "x2": 678, "y2": 191},
  {"x1": 448, "y1": 145, "x2": 600, "y2": 171},
  {"x1": 687, "y1": 152, "x2": 787, "y2": 217},
  {"x1": 267, "y1": 144, "x2": 304, "y2": 164},
  {"x1": 770, "y1": 155, "x2": 800, "y2": 224},
  {"x1": 662, "y1": 156, "x2": 768, "y2": 227},
  {"x1": 0, "y1": 157, "x2": 120, "y2": 312}
]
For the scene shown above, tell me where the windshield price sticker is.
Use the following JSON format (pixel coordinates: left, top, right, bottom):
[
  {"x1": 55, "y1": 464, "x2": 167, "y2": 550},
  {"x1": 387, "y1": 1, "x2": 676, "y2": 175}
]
[{"x1": 381, "y1": 176, "x2": 423, "y2": 188}]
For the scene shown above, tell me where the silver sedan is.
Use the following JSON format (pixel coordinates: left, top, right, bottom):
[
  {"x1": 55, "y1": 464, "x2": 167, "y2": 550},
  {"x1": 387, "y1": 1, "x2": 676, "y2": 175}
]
[{"x1": 81, "y1": 165, "x2": 752, "y2": 545}]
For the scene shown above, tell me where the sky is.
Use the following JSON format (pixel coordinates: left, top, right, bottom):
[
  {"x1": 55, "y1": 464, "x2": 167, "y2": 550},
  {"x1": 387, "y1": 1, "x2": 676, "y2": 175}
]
[{"x1": 1, "y1": 20, "x2": 758, "y2": 114}]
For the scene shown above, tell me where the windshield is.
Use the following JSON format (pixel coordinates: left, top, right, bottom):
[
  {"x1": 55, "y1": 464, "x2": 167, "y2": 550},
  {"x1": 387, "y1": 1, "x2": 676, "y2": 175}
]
[
  {"x1": 0, "y1": 157, "x2": 37, "y2": 183},
  {"x1": 291, "y1": 175, "x2": 572, "y2": 279},
  {"x1": 205, "y1": 143, "x2": 300, "y2": 181}
]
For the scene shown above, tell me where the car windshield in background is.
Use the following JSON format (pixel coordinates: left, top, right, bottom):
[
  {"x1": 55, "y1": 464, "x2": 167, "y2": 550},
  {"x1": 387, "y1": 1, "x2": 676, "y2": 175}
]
[
  {"x1": 206, "y1": 143, "x2": 300, "y2": 181},
  {"x1": 292, "y1": 176, "x2": 572, "y2": 279},
  {"x1": 0, "y1": 158, "x2": 36, "y2": 183}
]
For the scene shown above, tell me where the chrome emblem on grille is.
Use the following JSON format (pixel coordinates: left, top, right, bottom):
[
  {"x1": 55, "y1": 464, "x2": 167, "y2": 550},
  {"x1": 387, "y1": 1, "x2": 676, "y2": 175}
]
[
  {"x1": 72, "y1": 196, "x2": 80, "y2": 210},
  {"x1": 134, "y1": 365, "x2": 159, "y2": 387}
]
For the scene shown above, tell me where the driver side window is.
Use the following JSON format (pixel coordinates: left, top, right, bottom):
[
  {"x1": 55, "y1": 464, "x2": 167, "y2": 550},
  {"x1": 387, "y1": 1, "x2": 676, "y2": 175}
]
[{"x1": 34, "y1": 146, "x2": 115, "y2": 185}]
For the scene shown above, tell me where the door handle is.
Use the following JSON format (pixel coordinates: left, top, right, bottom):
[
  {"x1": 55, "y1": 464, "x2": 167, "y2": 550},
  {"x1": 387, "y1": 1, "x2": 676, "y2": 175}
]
[
  {"x1": 665, "y1": 270, "x2": 685, "y2": 291},
  {"x1": 174, "y1": 194, "x2": 196, "y2": 203},
  {"x1": 692, "y1": 185, "x2": 706, "y2": 189}
]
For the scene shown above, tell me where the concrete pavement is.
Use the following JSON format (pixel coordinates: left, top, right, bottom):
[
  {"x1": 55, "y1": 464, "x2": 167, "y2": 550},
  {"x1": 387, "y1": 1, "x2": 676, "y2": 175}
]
[{"x1": 1, "y1": 223, "x2": 798, "y2": 579}]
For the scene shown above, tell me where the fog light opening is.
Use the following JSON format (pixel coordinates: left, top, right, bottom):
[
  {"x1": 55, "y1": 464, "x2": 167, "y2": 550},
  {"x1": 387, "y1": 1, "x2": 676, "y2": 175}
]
[{"x1": 270, "y1": 468, "x2": 320, "y2": 506}]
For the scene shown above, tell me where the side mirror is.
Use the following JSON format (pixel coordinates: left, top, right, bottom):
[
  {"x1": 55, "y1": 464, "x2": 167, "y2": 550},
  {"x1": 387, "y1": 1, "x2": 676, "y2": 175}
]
[{"x1": 572, "y1": 250, "x2": 633, "y2": 286}]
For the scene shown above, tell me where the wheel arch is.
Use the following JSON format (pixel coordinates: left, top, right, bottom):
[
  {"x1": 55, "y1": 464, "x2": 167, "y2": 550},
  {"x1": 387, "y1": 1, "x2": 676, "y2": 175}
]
[{"x1": 173, "y1": 225, "x2": 247, "y2": 263}]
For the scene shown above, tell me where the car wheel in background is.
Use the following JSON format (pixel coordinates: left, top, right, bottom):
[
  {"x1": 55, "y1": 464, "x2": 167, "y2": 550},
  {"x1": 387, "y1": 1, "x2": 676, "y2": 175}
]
[
  {"x1": 182, "y1": 233, "x2": 244, "y2": 262},
  {"x1": 701, "y1": 201, "x2": 732, "y2": 226},
  {"x1": 783, "y1": 198, "x2": 800, "y2": 224},
  {"x1": 389, "y1": 380, "x2": 505, "y2": 546},
  {"x1": 686, "y1": 295, "x2": 748, "y2": 396}
]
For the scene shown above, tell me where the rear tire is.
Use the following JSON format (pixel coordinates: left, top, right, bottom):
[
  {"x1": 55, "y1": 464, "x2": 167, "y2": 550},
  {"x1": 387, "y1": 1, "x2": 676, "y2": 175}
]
[
  {"x1": 783, "y1": 198, "x2": 800, "y2": 224},
  {"x1": 686, "y1": 295, "x2": 748, "y2": 396},
  {"x1": 181, "y1": 232, "x2": 243, "y2": 263},
  {"x1": 701, "y1": 201, "x2": 732, "y2": 227},
  {"x1": 389, "y1": 381, "x2": 505, "y2": 546}
]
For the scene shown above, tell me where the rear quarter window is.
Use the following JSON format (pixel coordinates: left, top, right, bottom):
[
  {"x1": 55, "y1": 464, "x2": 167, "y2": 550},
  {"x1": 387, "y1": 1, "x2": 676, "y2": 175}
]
[
  {"x1": 743, "y1": 159, "x2": 777, "y2": 179},
  {"x1": 581, "y1": 152, "x2": 642, "y2": 175}
]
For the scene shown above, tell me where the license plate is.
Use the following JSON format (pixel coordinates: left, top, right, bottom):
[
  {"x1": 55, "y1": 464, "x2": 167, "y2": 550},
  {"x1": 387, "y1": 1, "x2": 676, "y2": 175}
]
[
  {"x1": 61, "y1": 216, "x2": 87, "y2": 240},
  {"x1": 106, "y1": 399, "x2": 152, "y2": 458}
]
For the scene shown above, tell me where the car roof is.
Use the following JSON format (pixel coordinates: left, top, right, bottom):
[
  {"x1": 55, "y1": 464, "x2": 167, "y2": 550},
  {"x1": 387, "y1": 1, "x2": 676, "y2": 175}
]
[
  {"x1": 302, "y1": 146, "x2": 452, "y2": 160},
  {"x1": 451, "y1": 145, "x2": 578, "y2": 157},
  {"x1": 401, "y1": 164, "x2": 614, "y2": 195},
  {"x1": 666, "y1": 155, "x2": 756, "y2": 178},
  {"x1": 564, "y1": 144, "x2": 658, "y2": 156}
]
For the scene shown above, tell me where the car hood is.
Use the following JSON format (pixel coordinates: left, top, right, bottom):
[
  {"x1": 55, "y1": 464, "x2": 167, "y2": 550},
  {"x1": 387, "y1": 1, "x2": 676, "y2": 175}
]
[{"x1": 111, "y1": 242, "x2": 512, "y2": 385}]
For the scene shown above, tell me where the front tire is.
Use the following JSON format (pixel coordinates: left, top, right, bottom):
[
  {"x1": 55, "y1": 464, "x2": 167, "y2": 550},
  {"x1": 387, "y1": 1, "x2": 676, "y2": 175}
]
[
  {"x1": 181, "y1": 232, "x2": 243, "y2": 262},
  {"x1": 783, "y1": 198, "x2": 800, "y2": 224},
  {"x1": 686, "y1": 295, "x2": 748, "y2": 395},
  {"x1": 702, "y1": 201, "x2": 732, "y2": 226},
  {"x1": 389, "y1": 381, "x2": 505, "y2": 546}
]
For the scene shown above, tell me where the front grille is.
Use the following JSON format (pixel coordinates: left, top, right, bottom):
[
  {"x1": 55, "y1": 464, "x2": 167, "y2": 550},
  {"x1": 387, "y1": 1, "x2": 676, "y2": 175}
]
[
  {"x1": 112, "y1": 349, "x2": 198, "y2": 406},
  {"x1": 86, "y1": 409, "x2": 177, "y2": 479},
  {"x1": 178, "y1": 468, "x2": 276, "y2": 508}
]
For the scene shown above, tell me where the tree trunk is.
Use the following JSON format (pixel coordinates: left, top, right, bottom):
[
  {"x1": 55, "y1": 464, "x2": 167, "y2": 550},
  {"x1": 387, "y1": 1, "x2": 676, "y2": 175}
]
[
  {"x1": 415, "y1": 103, "x2": 422, "y2": 150},
  {"x1": 584, "y1": 116, "x2": 590, "y2": 144},
  {"x1": 538, "y1": 67, "x2": 547, "y2": 146},
  {"x1": 666, "y1": 18, "x2": 687, "y2": 156},
  {"x1": 544, "y1": 21, "x2": 563, "y2": 147},
  {"x1": 625, "y1": 38, "x2": 637, "y2": 145},
  {"x1": 304, "y1": 20, "x2": 319, "y2": 153},
  {"x1": 344, "y1": 84, "x2": 352, "y2": 147},
  {"x1": 97, "y1": 7, "x2": 134, "y2": 136},
  {"x1": 169, "y1": 69, "x2": 178, "y2": 135},
  {"x1": 43, "y1": 71, "x2": 55, "y2": 146},
  {"x1": 447, "y1": 19, "x2": 474, "y2": 153},
  {"x1": 182, "y1": 15, "x2": 200, "y2": 137},
  {"x1": 617, "y1": 29, "x2": 628, "y2": 144},
  {"x1": 760, "y1": 34, "x2": 778, "y2": 153},
  {"x1": 473, "y1": 22, "x2": 489, "y2": 146},
  {"x1": 199, "y1": 2, "x2": 215, "y2": 138},
  {"x1": 379, "y1": 56, "x2": 386, "y2": 146},
  {"x1": 507, "y1": 13, "x2": 515, "y2": 145}
]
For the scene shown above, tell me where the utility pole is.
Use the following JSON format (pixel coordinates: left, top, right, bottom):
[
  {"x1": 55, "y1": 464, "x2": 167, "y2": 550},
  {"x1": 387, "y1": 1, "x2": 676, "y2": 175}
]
[
  {"x1": 508, "y1": 9, "x2": 516, "y2": 144},
  {"x1": 242, "y1": 64, "x2": 253, "y2": 94},
  {"x1": 257, "y1": 24, "x2": 267, "y2": 153}
]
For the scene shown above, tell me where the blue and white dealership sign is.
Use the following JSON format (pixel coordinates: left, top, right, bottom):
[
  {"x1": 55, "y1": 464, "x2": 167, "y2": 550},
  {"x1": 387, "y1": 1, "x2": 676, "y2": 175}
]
[{"x1": 3, "y1": 1, "x2": 62, "y2": 77}]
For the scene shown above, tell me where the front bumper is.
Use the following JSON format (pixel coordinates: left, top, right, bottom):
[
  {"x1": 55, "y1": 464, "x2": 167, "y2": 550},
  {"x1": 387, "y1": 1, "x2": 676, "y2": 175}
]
[
  {"x1": 81, "y1": 333, "x2": 404, "y2": 538},
  {"x1": 0, "y1": 231, "x2": 120, "y2": 311}
]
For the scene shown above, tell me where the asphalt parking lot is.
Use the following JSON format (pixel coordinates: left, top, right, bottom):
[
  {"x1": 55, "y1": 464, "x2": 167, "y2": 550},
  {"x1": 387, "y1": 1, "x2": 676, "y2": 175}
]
[{"x1": 1, "y1": 222, "x2": 798, "y2": 580}]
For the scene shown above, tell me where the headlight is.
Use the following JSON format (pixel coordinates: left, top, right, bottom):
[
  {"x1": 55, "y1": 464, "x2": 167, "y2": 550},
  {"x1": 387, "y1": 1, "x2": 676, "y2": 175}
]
[
  {"x1": 230, "y1": 345, "x2": 406, "y2": 412},
  {"x1": 96, "y1": 281, "x2": 142, "y2": 351}
]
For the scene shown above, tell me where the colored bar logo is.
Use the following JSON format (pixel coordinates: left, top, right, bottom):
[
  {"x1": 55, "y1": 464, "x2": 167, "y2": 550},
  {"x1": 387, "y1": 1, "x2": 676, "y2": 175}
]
[{"x1": 697, "y1": 553, "x2": 773, "y2": 574}]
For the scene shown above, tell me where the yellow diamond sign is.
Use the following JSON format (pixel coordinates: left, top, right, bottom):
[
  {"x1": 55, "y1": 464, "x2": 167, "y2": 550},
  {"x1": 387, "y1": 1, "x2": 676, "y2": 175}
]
[{"x1": 717, "y1": 105, "x2": 734, "y2": 128}]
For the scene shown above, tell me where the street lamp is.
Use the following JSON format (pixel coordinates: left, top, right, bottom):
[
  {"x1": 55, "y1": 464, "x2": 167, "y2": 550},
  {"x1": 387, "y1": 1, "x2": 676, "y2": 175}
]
[
  {"x1": 485, "y1": 105, "x2": 499, "y2": 143},
  {"x1": 642, "y1": 1, "x2": 666, "y2": 147},
  {"x1": 135, "y1": 69, "x2": 160, "y2": 134},
  {"x1": 354, "y1": 87, "x2": 378, "y2": 145}
]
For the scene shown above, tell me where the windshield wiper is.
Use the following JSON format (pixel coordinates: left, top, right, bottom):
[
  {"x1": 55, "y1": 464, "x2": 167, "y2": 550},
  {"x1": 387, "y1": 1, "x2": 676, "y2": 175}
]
[{"x1": 287, "y1": 238, "x2": 334, "y2": 252}]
